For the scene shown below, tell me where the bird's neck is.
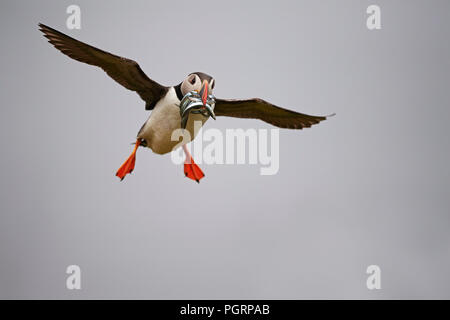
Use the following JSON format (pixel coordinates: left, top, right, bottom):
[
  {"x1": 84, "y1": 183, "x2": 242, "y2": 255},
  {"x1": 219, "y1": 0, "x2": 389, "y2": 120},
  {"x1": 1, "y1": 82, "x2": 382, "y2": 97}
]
[{"x1": 174, "y1": 83, "x2": 184, "y2": 101}]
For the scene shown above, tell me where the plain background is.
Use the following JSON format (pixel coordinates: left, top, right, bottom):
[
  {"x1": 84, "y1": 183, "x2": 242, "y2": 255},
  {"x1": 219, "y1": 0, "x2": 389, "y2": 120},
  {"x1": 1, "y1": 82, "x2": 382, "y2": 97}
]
[{"x1": 0, "y1": 0, "x2": 449, "y2": 299}]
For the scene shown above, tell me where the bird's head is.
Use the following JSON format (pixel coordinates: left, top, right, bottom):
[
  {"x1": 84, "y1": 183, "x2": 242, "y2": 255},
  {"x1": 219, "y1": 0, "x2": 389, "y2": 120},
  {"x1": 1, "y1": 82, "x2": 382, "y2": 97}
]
[
  {"x1": 181, "y1": 72, "x2": 215, "y2": 104},
  {"x1": 179, "y1": 72, "x2": 216, "y2": 129}
]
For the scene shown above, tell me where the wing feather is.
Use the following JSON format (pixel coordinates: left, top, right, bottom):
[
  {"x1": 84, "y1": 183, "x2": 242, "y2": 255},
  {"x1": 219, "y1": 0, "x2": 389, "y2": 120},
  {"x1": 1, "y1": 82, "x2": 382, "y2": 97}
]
[
  {"x1": 38, "y1": 23, "x2": 167, "y2": 109},
  {"x1": 214, "y1": 98, "x2": 333, "y2": 129}
]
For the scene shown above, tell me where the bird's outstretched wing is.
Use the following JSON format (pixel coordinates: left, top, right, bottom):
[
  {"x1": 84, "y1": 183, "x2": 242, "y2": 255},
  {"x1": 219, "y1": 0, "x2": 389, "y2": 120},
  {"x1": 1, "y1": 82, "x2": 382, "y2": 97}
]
[
  {"x1": 38, "y1": 23, "x2": 168, "y2": 110},
  {"x1": 214, "y1": 98, "x2": 333, "y2": 129}
]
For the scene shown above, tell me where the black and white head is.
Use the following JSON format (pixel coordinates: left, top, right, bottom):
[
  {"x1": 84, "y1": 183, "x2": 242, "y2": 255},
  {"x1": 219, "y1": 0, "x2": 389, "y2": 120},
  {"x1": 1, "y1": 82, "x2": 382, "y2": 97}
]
[{"x1": 181, "y1": 72, "x2": 216, "y2": 103}]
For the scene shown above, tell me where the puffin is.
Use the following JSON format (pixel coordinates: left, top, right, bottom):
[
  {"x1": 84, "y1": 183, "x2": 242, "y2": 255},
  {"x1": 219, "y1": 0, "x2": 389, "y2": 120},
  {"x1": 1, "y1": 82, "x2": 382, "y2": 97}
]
[{"x1": 38, "y1": 23, "x2": 333, "y2": 183}]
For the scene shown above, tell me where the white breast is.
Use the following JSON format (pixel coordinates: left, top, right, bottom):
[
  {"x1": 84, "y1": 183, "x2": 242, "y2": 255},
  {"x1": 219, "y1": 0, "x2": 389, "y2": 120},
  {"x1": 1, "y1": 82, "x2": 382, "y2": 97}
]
[{"x1": 138, "y1": 87, "x2": 208, "y2": 154}]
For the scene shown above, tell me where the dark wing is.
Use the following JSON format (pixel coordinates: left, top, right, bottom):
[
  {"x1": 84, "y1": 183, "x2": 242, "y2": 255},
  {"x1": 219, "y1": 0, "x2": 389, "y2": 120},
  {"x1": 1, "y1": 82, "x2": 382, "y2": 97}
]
[
  {"x1": 214, "y1": 98, "x2": 333, "y2": 129},
  {"x1": 38, "y1": 23, "x2": 168, "y2": 110}
]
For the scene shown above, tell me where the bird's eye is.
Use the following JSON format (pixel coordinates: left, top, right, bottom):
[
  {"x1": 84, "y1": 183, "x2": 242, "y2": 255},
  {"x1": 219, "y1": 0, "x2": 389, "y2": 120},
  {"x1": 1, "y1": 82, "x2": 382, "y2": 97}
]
[{"x1": 190, "y1": 77, "x2": 196, "y2": 85}]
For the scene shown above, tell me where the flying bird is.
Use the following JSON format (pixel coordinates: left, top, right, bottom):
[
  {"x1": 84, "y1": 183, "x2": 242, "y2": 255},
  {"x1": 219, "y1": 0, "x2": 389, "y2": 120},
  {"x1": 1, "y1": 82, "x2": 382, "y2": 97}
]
[{"x1": 38, "y1": 23, "x2": 333, "y2": 183}]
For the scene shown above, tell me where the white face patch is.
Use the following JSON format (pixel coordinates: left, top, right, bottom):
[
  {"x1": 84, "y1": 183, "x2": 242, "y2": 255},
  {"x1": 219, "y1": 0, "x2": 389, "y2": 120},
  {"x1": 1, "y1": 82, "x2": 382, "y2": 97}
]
[{"x1": 181, "y1": 74, "x2": 201, "y2": 96}]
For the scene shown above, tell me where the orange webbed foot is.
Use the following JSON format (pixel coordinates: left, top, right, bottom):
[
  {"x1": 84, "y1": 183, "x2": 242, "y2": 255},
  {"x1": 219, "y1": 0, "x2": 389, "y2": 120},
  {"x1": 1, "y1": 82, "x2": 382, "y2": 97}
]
[
  {"x1": 182, "y1": 145, "x2": 205, "y2": 183},
  {"x1": 184, "y1": 159, "x2": 205, "y2": 183},
  {"x1": 116, "y1": 139, "x2": 141, "y2": 181}
]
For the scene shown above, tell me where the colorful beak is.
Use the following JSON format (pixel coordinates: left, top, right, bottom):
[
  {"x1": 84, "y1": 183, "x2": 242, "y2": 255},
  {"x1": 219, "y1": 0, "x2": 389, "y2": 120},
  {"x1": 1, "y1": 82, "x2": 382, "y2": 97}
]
[{"x1": 199, "y1": 80, "x2": 209, "y2": 106}]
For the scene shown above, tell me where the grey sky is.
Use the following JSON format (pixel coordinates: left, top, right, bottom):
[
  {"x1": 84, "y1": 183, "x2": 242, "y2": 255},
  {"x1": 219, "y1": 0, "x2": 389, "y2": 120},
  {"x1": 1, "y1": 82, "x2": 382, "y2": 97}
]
[{"x1": 0, "y1": 0, "x2": 449, "y2": 299}]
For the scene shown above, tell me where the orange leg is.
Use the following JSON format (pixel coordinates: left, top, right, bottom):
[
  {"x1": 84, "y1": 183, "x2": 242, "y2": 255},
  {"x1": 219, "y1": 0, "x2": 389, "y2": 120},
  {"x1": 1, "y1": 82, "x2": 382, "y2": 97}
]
[
  {"x1": 183, "y1": 145, "x2": 205, "y2": 183},
  {"x1": 116, "y1": 139, "x2": 141, "y2": 181}
]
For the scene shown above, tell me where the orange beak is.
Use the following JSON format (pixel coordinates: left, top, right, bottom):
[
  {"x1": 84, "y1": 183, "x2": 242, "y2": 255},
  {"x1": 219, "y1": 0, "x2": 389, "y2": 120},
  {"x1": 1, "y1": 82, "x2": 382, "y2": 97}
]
[{"x1": 199, "y1": 80, "x2": 209, "y2": 105}]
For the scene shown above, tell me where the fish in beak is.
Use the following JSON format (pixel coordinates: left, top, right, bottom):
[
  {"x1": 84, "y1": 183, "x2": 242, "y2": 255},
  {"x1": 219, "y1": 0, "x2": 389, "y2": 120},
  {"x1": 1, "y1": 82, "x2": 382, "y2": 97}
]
[
  {"x1": 205, "y1": 104, "x2": 216, "y2": 120},
  {"x1": 179, "y1": 81, "x2": 216, "y2": 129}
]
